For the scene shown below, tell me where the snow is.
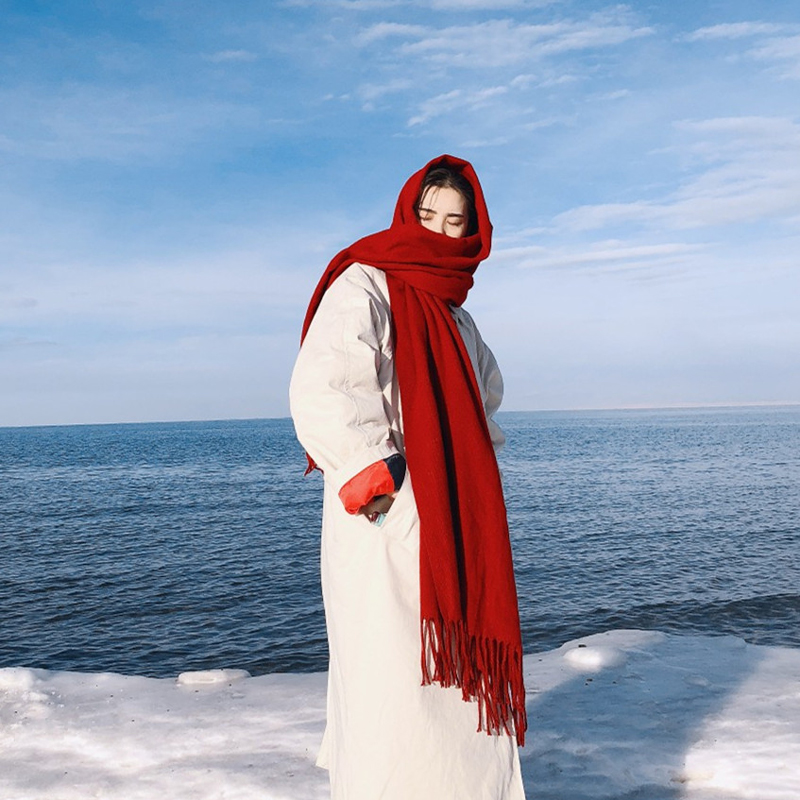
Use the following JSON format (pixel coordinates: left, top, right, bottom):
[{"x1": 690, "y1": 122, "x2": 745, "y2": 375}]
[{"x1": 2, "y1": 630, "x2": 799, "y2": 800}]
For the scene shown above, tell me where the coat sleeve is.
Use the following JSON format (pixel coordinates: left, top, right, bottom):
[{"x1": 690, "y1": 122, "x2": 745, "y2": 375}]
[
  {"x1": 289, "y1": 265, "x2": 402, "y2": 497},
  {"x1": 477, "y1": 336, "x2": 506, "y2": 455}
]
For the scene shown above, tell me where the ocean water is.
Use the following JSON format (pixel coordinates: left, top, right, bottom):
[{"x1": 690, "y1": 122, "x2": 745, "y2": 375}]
[{"x1": 1, "y1": 407, "x2": 798, "y2": 678}]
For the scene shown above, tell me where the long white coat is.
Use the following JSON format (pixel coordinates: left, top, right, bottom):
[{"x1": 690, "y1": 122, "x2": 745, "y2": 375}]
[{"x1": 290, "y1": 263, "x2": 525, "y2": 800}]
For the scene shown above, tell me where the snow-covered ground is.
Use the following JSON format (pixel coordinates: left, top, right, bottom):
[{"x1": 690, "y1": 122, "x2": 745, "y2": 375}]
[{"x1": 2, "y1": 630, "x2": 799, "y2": 800}]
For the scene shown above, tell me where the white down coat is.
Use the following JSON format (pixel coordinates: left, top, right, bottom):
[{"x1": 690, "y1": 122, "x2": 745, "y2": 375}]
[{"x1": 289, "y1": 263, "x2": 525, "y2": 800}]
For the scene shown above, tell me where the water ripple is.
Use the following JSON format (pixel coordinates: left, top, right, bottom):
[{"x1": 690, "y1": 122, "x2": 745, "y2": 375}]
[{"x1": 1, "y1": 408, "x2": 799, "y2": 675}]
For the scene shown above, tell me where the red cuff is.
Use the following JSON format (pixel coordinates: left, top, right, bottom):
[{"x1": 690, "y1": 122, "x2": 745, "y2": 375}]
[{"x1": 338, "y1": 460, "x2": 395, "y2": 514}]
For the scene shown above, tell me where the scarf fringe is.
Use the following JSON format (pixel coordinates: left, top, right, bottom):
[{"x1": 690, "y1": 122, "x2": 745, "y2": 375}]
[{"x1": 421, "y1": 618, "x2": 527, "y2": 747}]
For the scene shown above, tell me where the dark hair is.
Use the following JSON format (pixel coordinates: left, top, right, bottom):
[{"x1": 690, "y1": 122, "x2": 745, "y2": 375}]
[{"x1": 415, "y1": 166, "x2": 478, "y2": 235}]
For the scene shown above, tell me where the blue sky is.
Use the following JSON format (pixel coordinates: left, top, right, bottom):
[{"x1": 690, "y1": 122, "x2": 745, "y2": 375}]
[{"x1": 2, "y1": 0, "x2": 799, "y2": 426}]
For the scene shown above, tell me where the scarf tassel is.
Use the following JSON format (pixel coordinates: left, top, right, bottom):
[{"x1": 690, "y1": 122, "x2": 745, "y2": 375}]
[{"x1": 421, "y1": 618, "x2": 527, "y2": 747}]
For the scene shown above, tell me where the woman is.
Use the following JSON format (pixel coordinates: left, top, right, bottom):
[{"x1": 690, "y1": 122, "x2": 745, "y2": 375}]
[{"x1": 290, "y1": 155, "x2": 527, "y2": 800}]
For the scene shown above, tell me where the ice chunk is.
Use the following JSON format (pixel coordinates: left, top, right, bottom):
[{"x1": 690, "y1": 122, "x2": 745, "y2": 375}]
[{"x1": 176, "y1": 668, "x2": 251, "y2": 686}]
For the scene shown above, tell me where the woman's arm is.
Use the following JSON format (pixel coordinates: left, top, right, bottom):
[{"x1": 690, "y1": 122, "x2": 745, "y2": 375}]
[
  {"x1": 289, "y1": 265, "x2": 404, "y2": 513},
  {"x1": 477, "y1": 335, "x2": 506, "y2": 455}
]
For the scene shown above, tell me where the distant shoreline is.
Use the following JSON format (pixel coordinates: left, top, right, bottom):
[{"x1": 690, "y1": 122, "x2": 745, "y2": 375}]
[{"x1": 3, "y1": 402, "x2": 800, "y2": 431}]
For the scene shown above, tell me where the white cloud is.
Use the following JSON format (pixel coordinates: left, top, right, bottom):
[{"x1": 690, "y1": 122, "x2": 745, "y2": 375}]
[
  {"x1": 686, "y1": 22, "x2": 791, "y2": 41},
  {"x1": 0, "y1": 335, "x2": 56, "y2": 353},
  {"x1": 427, "y1": 0, "x2": 555, "y2": 7},
  {"x1": 459, "y1": 135, "x2": 512, "y2": 148},
  {"x1": 355, "y1": 11, "x2": 653, "y2": 68},
  {"x1": 509, "y1": 73, "x2": 536, "y2": 88},
  {"x1": 598, "y1": 89, "x2": 631, "y2": 100},
  {"x1": 344, "y1": 7, "x2": 651, "y2": 137},
  {"x1": 394, "y1": 16, "x2": 653, "y2": 67},
  {"x1": 357, "y1": 78, "x2": 414, "y2": 102},
  {"x1": 750, "y1": 33, "x2": 800, "y2": 59},
  {"x1": 492, "y1": 239, "x2": 703, "y2": 275},
  {"x1": 206, "y1": 50, "x2": 259, "y2": 63},
  {"x1": 356, "y1": 22, "x2": 428, "y2": 44},
  {"x1": 685, "y1": 22, "x2": 800, "y2": 80},
  {"x1": 553, "y1": 116, "x2": 800, "y2": 232},
  {"x1": 0, "y1": 251, "x2": 311, "y2": 337},
  {"x1": 535, "y1": 73, "x2": 578, "y2": 87},
  {"x1": 0, "y1": 85, "x2": 258, "y2": 163},
  {"x1": 408, "y1": 85, "x2": 509, "y2": 125},
  {"x1": 749, "y1": 34, "x2": 800, "y2": 79},
  {"x1": 676, "y1": 115, "x2": 800, "y2": 147},
  {"x1": 287, "y1": 0, "x2": 554, "y2": 7},
  {"x1": 282, "y1": 0, "x2": 403, "y2": 8}
]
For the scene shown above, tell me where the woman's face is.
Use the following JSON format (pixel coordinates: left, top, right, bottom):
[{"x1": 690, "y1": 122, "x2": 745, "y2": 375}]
[{"x1": 417, "y1": 185, "x2": 468, "y2": 238}]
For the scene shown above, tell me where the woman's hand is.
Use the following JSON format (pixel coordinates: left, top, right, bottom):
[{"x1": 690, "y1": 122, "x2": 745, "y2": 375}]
[{"x1": 360, "y1": 493, "x2": 396, "y2": 523}]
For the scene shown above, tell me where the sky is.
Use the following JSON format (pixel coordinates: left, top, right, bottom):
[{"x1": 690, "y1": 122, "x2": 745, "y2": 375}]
[{"x1": 2, "y1": 0, "x2": 799, "y2": 426}]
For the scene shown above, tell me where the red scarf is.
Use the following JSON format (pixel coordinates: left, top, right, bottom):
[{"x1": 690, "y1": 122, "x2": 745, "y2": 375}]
[{"x1": 301, "y1": 155, "x2": 526, "y2": 746}]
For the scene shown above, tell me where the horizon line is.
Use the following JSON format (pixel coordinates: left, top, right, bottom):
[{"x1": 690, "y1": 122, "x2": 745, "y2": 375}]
[{"x1": 3, "y1": 400, "x2": 800, "y2": 431}]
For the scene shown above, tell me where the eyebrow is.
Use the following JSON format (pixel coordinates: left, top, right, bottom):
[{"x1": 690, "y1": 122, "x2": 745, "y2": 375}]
[{"x1": 418, "y1": 206, "x2": 465, "y2": 218}]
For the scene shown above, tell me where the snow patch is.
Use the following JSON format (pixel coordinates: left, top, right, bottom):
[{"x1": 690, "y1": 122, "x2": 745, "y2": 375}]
[
  {"x1": 562, "y1": 644, "x2": 627, "y2": 671},
  {"x1": 3, "y1": 632, "x2": 800, "y2": 799},
  {"x1": 176, "y1": 668, "x2": 251, "y2": 686}
]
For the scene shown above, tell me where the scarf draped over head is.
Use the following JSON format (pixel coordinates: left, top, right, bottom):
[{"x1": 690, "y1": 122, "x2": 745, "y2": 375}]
[{"x1": 301, "y1": 154, "x2": 527, "y2": 746}]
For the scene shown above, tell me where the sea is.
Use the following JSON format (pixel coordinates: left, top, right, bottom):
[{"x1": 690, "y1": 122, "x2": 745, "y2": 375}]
[{"x1": 1, "y1": 406, "x2": 799, "y2": 678}]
